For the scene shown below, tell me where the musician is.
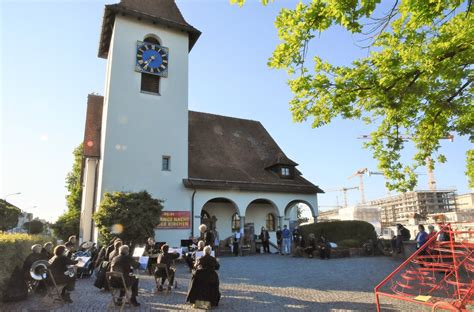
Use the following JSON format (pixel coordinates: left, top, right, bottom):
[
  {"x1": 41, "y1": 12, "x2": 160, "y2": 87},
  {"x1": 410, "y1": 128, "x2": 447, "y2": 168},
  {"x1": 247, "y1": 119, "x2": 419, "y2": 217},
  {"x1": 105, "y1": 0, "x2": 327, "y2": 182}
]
[
  {"x1": 304, "y1": 233, "x2": 317, "y2": 258},
  {"x1": 49, "y1": 245, "x2": 78, "y2": 303},
  {"x1": 144, "y1": 237, "x2": 159, "y2": 275},
  {"x1": 41, "y1": 242, "x2": 54, "y2": 260},
  {"x1": 185, "y1": 240, "x2": 205, "y2": 270},
  {"x1": 23, "y1": 244, "x2": 45, "y2": 281},
  {"x1": 186, "y1": 246, "x2": 221, "y2": 308},
  {"x1": 318, "y1": 235, "x2": 331, "y2": 260},
  {"x1": 199, "y1": 224, "x2": 214, "y2": 249},
  {"x1": 64, "y1": 241, "x2": 76, "y2": 259},
  {"x1": 110, "y1": 245, "x2": 140, "y2": 307},
  {"x1": 155, "y1": 244, "x2": 180, "y2": 291},
  {"x1": 107, "y1": 240, "x2": 123, "y2": 261}
]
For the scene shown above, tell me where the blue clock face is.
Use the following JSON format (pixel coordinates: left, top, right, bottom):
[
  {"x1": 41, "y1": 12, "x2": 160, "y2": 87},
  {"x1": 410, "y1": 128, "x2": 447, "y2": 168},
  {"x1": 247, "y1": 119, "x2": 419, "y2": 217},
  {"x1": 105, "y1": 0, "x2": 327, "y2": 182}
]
[{"x1": 136, "y1": 41, "x2": 169, "y2": 77}]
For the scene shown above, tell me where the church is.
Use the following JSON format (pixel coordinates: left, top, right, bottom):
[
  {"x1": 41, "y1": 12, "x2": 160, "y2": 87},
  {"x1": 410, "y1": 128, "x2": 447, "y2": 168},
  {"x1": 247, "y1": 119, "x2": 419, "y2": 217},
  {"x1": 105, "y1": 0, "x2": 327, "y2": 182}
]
[{"x1": 79, "y1": 0, "x2": 324, "y2": 247}]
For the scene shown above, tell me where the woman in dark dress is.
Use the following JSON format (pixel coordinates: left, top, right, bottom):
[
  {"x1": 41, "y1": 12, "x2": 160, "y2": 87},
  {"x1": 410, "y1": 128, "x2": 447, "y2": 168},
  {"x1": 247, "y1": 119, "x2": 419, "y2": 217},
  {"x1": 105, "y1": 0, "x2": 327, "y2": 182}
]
[
  {"x1": 186, "y1": 245, "x2": 221, "y2": 308},
  {"x1": 48, "y1": 245, "x2": 78, "y2": 303}
]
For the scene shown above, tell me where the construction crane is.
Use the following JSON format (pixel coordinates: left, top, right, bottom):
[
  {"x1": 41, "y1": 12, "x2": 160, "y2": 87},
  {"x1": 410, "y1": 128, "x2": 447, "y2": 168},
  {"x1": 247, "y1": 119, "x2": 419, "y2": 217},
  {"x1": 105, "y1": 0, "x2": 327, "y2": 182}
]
[
  {"x1": 357, "y1": 134, "x2": 454, "y2": 191},
  {"x1": 348, "y1": 168, "x2": 369, "y2": 204},
  {"x1": 324, "y1": 186, "x2": 359, "y2": 208}
]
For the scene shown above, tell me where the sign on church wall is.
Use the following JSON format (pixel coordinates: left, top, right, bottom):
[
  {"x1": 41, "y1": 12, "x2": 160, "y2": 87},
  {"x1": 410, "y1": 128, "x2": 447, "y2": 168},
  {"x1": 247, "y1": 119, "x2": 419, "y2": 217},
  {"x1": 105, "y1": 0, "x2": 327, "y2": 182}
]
[{"x1": 157, "y1": 211, "x2": 191, "y2": 229}]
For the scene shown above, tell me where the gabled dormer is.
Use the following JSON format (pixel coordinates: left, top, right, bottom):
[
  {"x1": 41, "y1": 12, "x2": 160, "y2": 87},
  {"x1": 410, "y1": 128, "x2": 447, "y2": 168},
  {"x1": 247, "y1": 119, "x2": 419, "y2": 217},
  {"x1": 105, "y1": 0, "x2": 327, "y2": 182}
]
[{"x1": 266, "y1": 153, "x2": 298, "y2": 179}]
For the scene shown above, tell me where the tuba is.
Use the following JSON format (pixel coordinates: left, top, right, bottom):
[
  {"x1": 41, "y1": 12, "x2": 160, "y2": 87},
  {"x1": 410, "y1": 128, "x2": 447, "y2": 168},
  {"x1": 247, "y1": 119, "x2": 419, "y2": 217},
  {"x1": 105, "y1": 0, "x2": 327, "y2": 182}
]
[{"x1": 30, "y1": 260, "x2": 50, "y2": 281}]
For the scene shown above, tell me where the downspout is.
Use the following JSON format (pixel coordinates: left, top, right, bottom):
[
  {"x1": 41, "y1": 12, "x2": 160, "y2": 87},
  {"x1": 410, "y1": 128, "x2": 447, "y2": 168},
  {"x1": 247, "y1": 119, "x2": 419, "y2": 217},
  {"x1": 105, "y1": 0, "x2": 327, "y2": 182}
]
[
  {"x1": 189, "y1": 179, "x2": 197, "y2": 237},
  {"x1": 90, "y1": 158, "x2": 99, "y2": 242}
]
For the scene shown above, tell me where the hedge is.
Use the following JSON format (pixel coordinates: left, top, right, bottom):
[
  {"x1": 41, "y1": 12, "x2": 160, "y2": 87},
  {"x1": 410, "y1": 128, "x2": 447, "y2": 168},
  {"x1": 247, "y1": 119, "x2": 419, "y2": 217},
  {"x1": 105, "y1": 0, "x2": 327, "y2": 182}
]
[
  {"x1": 0, "y1": 233, "x2": 54, "y2": 300},
  {"x1": 300, "y1": 220, "x2": 377, "y2": 247}
]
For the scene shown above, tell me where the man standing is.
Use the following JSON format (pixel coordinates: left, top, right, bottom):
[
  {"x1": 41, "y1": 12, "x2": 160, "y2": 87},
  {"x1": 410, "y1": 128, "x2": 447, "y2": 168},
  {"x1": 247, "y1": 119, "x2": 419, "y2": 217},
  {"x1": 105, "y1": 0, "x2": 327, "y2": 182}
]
[
  {"x1": 282, "y1": 225, "x2": 291, "y2": 255},
  {"x1": 276, "y1": 226, "x2": 283, "y2": 254},
  {"x1": 259, "y1": 226, "x2": 270, "y2": 253}
]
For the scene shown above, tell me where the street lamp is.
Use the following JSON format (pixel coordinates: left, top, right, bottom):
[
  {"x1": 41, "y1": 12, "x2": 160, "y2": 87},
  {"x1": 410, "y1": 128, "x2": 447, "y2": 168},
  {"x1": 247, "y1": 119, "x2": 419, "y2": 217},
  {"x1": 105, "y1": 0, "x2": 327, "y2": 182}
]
[{"x1": 4, "y1": 192, "x2": 21, "y2": 201}]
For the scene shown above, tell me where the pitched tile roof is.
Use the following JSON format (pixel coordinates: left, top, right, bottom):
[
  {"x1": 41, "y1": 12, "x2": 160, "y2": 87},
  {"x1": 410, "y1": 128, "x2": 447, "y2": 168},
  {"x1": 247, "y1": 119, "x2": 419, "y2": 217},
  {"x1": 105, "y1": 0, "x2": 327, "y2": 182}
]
[
  {"x1": 82, "y1": 96, "x2": 323, "y2": 194},
  {"x1": 98, "y1": 0, "x2": 201, "y2": 58}
]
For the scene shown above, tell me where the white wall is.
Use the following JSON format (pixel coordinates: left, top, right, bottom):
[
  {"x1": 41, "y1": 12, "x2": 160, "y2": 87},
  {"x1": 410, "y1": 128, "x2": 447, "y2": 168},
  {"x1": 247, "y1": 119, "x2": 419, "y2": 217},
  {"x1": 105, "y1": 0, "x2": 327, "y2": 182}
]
[
  {"x1": 94, "y1": 16, "x2": 193, "y2": 246},
  {"x1": 201, "y1": 202, "x2": 237, "y2": 241},
  {"x1": 79, "y1": 158, "x2": 98, "y2": 242}
]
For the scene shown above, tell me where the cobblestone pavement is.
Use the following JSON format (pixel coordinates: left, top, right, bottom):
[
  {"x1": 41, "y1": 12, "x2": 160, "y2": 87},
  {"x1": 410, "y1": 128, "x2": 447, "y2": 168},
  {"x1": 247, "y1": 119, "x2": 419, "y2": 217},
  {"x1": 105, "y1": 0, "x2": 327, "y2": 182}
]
[{"x1": 1, "y1": 255, "x2": 432, "y2": 311}]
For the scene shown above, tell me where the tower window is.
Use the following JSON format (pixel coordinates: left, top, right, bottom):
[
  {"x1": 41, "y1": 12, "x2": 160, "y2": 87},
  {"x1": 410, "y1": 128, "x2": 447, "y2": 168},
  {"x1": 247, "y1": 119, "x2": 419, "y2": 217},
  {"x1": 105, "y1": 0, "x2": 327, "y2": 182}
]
[
  {"x1": 141, "y1": 73, "x2": 160, "y2": 95},
  {"x1": 162, "y1": 156, "x2": 170, "y2": 171}
]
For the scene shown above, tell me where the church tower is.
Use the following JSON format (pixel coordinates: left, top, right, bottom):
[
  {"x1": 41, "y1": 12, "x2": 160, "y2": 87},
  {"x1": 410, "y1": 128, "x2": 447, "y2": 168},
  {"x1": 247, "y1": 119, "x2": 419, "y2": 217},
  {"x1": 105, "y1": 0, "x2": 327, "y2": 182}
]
[{"x1": 80, "y1": 0, "x2": 200, "y2": 244}]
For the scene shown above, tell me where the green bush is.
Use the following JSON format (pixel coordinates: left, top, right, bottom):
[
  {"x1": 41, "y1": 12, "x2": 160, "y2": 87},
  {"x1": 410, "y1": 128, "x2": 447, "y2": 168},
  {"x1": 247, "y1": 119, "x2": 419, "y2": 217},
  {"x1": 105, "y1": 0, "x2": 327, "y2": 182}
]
[
  {"x1": 338, "y1": 239, "x2": 362, "y2": 248},
  {"x1": 300, "y1": 220, "x2": 376, "y2": 245},
  {"x1": 0, "y1": 233, "x2": 54, "y2": 300}
]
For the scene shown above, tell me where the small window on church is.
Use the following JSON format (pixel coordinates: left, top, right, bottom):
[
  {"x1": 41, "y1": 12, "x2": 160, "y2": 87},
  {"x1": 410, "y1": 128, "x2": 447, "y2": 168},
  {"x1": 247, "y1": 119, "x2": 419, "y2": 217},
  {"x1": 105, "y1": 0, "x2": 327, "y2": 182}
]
[
  {"x1": 162, "y1": 156, "x2": 170, "y2": 171},
  {"x1": 231, "y1": 213, "x2": 240, "y2": 231},
  {"x1": 266, "y1": 213, "x2": 275, "y2": 231},
  {"x1": 141, "y1": 73, "x2": 160, "y2": 95},
  {"x1": 144, "y1": 36, "x2": 160, "y2": 44},
  {"x1": 281, "y1": 167, "x2": 290, "y2": 176}
]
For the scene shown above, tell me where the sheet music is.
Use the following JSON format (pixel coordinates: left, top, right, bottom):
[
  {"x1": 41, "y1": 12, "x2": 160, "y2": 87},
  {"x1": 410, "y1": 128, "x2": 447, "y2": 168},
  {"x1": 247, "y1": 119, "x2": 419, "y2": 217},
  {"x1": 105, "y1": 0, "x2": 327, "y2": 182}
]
[
  {"x1": 169, "y1": 247, "x2": 183, "y2": 258},
  {"x1": 195, "y1": 251, "x2": 215, "y2": 259},
  {"x1": 132, "y1": 246, "x2": 146, "y2": 258},
  {"x1": 75, "y1": 256, "x2": 91, "y2": 268},
  {"x1": 138, "y1": 256, "x2": 149, "y2": 270}
]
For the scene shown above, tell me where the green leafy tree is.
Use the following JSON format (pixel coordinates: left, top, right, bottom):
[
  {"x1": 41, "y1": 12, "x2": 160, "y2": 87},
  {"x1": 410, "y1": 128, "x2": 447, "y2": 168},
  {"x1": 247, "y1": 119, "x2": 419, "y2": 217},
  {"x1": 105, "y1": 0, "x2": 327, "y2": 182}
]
[
  {"x1": 93, "y1": 191, "x2": 163, "y2": 245},
  {"x1": 0, "y1": 200, "x2": 21, "y2": 231},
  {"x1": 23, "y1": 219, "x2": 44, "y2": 234},
  {"x1": 52, "y1": 143, "x2": 83, "y2": 240},
  {"x1": 232, "y1": 0, "x2": 473, "y2": 191}
]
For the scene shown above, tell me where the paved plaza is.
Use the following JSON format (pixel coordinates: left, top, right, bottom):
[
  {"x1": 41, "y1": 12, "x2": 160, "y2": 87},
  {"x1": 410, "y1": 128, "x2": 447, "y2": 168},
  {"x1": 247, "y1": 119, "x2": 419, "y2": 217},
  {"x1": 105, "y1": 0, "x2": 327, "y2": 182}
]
[{"x1": 2, "y1": 255, "x2": 430, "y2": 311}]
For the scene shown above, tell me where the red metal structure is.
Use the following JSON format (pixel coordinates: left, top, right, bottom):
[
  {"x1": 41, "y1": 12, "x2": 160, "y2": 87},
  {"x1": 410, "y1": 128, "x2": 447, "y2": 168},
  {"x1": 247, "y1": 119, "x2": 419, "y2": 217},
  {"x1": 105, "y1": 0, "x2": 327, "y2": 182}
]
[{"x1": 375, "y1": 223, "x2": 473, "y2": 311}]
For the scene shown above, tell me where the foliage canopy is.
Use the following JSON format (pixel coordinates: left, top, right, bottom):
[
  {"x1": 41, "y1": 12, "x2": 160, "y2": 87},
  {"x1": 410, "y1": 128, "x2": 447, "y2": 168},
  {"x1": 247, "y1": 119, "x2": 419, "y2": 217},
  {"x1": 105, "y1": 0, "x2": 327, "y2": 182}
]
[
  {"x1": 0, "y1": 200, "x2": 21, "y2": 231},
  {"x1": 232, "y1": 0, "x2": 474, "y2": 191},
  {"x1": 93, "y1": 191, "x2": 163, "y2": 246}
]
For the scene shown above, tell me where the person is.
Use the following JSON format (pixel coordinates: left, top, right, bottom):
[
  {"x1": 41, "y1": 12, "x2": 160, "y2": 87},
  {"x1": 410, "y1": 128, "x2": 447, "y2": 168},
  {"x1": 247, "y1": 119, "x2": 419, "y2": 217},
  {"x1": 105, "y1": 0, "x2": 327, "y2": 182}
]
[
  {"x1": 64, "y1": 241, "x2": 76, "y2": 259},
  {"x1": 48, "y1": 245, "x2": 78, "y2": 303},
  {"x1": 110, "y1": 245, "x2": 140, "y2": 306},
  {"x1": 108, "y1": 240, "x2": 123, "y2": 261},
  {"x1": 199, "y1": 224, "x2": 214, "y2": 249},
  {"x1": 259, "y1": 226, "x2": 270, "y2": 253},
  {"x1": 415, "y1": 224, "x2": 428, "y2": 249},
  {"x1": 155, "y1": 244, "x2": 180, "y2": 291},
  {"x1": 23, "y1": 244, "x2": 46, "y2": 281},
  {"x1": 213, "y1": 228, "x2": 220, "y2": 257},
  {"x1": 304, "y1": 233, "x2": 317, "y2": 258},
  {"x1": 67, "y1": 235, "x2": 77, "y2": 249},
  {"x1": 232, "y1": 233, "x2": 239, "y2": 256},
  {"x1": 145, "y1": 237, "x2": 159, "y2": 275},
  {"x1": 426, "y1": 225, "x2": 436, "y2": 241},
  {"x1": 318, "y1": 235, "x2": 331, "y2": 260},
  {"x1": 185, "y1": 240, "x2": 205, "y2": 270},
  {"x1": 292, "y1": 226, "x2": 301, "y2": 252},
  {"x1": 391, "y1": 224, "x2": 404, "y2": 254},
  {"x1": 276, "y1": 226, "x2": 283, "y2": 254},
  {"x1": 282, "y1": 225, "x2": 291, "y2": 255},
  {"x1": 186, "y1": 245, "x2": 221, "y2": 308},
  {"x1": 41, "y1": 242, "x2": 54, "y2": 260}
]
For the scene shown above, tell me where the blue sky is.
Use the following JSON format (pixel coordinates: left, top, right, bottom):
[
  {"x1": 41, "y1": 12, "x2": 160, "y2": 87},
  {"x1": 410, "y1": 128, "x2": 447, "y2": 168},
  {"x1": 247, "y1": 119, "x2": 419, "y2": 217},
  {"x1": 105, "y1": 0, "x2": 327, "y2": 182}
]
[{"x1": 1, "y1": 0, "x2": 472, "y2": 222}]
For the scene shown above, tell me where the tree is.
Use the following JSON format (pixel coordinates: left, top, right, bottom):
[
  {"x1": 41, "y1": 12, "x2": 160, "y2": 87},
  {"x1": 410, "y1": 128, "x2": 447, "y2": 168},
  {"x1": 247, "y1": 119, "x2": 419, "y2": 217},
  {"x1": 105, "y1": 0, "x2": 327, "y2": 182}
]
[
  {"x1": 93, "y1": 191, "x2": 163, "y2": 245},
  {"x1": 0, "y1": 200, "x2": 21, "y2": 231},
  {"x1": 232, "y1": 0, "x2": 473, "y2": 191},
  {"x1": 52, "y1": 143, "x2": 83, "y2": 240},
  {"x1": 23, "y1": 219, "x2": 44, "y2": 234}
]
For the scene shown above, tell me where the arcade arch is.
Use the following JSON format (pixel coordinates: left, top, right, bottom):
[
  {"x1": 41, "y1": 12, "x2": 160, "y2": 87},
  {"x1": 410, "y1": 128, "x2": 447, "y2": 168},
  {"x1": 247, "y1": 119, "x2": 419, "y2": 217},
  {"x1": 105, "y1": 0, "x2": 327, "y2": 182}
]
[{"x1": 200, "y1": 197, "x2": 239, "y2": 241}]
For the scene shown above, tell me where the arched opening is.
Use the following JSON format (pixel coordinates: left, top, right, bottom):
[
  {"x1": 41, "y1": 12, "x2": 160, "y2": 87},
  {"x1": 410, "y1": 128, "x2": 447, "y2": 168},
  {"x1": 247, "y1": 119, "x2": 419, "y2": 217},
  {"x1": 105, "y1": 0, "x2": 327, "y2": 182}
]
[
  {"x1": 143, "y1": 35, "x2": 160, "y2": 45},
  {"x1": 284, "y1": 200, "x2": 316, "y2": 231},
  {"x1": 245, "y1": 198, "x2": 279, "y2": 232},
  {"x1": 200, "y1": 197, "x2": 239, "y2": 242}
]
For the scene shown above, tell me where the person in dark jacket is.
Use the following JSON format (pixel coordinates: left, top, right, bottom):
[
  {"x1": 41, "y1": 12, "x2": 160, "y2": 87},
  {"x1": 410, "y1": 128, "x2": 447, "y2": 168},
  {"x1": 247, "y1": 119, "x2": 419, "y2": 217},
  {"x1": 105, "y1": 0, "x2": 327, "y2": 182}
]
[
  {"x1": 110, "y1": 245, "x2": 140, "y2": 306},
  {"x1": 259, "y1": 226, "x2": 270, "y2": 253},
  {"x1": 145, "y1": 237, "x2": 159, "y2": 275},
  {"x1": 48, "y1": 245, "x2": 78, "y2": 303},
  {"x1": 276, "y1": 226, "x2": 283, "y2": 254},
  {"x1": 155, "y1": 244, "x2": 180, "y2": 291},
  {"x1": 23, "y1": 244, "x2": 47, "y2": 284},
  {"x1": 318, "y1": 235, "x2": 331, "y2": 260},
  {"x1": 185, "y1": 240, "x2": 205, "y2": 270},
  {"x1": 186, "y1": 246, "x2": 221, "y2": 308},
  {"x1": 199, "y1": 224, "x2": 215, "y2": 249},
  {"x1": 305, "y1": 233, "x2": 317, "y2": 258},
  {"x1": 107, "y1": 240, "x2": 123, "y2": 262},
  {"x1": 41, "y1": 242, "x2": 54, "y2": 260}
]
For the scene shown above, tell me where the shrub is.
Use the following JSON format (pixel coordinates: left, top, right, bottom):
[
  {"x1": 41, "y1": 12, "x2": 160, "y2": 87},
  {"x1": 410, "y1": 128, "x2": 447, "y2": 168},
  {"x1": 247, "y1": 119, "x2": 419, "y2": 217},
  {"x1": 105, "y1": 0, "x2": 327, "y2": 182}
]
[
  {"x1": 338, "y1": 239, "x2": 362, "y2": 248},
  {"x1": 0, "y1": 233, "x2": 54, "y2": 301},
  {"x1": 300, "y1": 220, "x2": 376, "y2": 245}
]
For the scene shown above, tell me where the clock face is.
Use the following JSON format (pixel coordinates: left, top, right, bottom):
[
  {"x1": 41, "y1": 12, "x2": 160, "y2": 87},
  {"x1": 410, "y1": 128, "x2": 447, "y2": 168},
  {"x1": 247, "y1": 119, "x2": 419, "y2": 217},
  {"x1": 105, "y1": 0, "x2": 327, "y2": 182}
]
[{"x1": 136, "y1": 41, "x2": 169, "y2": 77}]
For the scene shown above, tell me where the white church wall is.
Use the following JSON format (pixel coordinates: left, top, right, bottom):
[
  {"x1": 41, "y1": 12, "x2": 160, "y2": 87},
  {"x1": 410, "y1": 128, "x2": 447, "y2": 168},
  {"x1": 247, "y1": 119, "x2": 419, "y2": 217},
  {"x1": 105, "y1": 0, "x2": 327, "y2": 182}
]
[
  {"x1": 95, "y1": 15, "x2": 193, "y2": 245},
  {"x1": 79, "y1": 158, "x2": 98, "y2": 242}
]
